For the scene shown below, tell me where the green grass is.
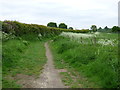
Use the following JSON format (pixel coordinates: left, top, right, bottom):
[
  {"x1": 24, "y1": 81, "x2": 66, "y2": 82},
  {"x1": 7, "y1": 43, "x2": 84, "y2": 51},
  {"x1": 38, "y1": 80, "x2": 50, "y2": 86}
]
[
  {"x1": 60, "y1": 72, "x2": 73, "y2": 86},
  {"x1": 0, "y1": 32, "x2": 2, "y2": 89},
  {"x1": 97, "y1": 32, "x2": 118, "y2": 39},
  {"x1": 2, "y1": 39, "x2": 47, "y2": 88},
  {"x1": 50, "y1": 33, "x2": 118, "y2": 88}
]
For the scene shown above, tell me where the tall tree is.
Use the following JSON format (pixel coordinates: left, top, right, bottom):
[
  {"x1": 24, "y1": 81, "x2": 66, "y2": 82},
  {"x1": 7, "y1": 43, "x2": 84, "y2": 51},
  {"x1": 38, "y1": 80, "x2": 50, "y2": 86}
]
[
  {"x1": 59, "y1": 23, "x2": 67, "y2": 29},
  {"x1": 47, "y1": 22, "x2": 57, "y2": 28},
  {"x1": 91, "y1": 25, "x2": 97, "y2": 32}
]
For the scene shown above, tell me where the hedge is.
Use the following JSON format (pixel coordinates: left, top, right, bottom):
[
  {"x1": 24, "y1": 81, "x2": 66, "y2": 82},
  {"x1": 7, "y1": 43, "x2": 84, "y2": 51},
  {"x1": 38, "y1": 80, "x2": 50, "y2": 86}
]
[{"x1": 1, "y1": 20, "x2": 90, "y2": 37}]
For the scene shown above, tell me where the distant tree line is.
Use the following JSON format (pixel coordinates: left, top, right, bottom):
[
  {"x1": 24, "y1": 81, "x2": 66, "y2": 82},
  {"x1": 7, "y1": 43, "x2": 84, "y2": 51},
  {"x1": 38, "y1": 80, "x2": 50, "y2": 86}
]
[
  {"x1": 47, "y1": 22, "x2": 120, "y2": 33},
  {"x1": 90, "y1": 25, "x2": 120, "y2": 33}
]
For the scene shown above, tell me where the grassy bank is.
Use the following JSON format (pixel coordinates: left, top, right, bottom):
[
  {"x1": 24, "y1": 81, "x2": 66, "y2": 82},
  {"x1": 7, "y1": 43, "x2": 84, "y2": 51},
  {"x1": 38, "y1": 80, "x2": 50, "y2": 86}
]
[
  {"x1": 2, "y1": 39, "x2": 47, "y2": 88},
  {"x1": 50, "y1": 33, "x2": 118, "y2": 88}
]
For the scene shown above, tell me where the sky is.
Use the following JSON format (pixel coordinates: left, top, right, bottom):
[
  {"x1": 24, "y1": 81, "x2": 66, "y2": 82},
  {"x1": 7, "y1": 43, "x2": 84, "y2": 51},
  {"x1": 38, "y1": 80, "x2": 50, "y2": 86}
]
[{"x1": 0, "y1": 0, "x2": 119, "y2": 29}]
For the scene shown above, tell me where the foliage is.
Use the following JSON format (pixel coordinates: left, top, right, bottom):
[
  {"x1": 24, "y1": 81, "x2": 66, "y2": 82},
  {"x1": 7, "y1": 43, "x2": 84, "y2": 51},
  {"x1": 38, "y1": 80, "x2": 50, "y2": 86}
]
[
  {"x1": 91, "y1": 25, "x2": 97, "y2": 32},
  {"x1": 2, "y1": 20, "x2": 90, "y2": 38},
  {"x1": 104, "y1": 26, "x2": 109, "y2": 30},
  {"x1": 97, "y1": 27, "x2": 112, "y2": 33},
  {"x1": 59, "y1": 23, "x2": 67, "y2": 29},
  {"x1": 69, "y1": 27, "x2": 73, "y2": 30},
  {"x1": 51, "y1": 33, "x2": 118, "y2": 88},
  {"x1": 112, "y1": 26, "x2": 120, "y2": 32},
  {"x1": 2, "y1": 32, "x2": 16, "y2": 41},
  {"x1": 2, "y1": 20, "x2": 61, "y2": 37},
  {"x1": 47, "y1": 22, "x2": 57, "y2": 28},
  {"x1": 0, "y1": 21, "x2": 2, "y2": 31},
  {"x1": 98, "y1": 27, "x2": 102, "y2": 30}
]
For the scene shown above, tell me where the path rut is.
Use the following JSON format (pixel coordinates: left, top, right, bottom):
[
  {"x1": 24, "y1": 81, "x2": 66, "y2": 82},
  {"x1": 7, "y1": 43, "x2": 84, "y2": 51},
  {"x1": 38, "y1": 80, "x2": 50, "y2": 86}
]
[{"x1": 32, "y1": 42, "x2": 65, "y2": 88}]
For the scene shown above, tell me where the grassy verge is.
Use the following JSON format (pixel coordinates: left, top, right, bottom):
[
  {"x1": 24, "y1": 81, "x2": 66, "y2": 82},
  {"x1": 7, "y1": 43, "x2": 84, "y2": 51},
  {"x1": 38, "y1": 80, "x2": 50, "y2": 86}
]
[
  {"x1": 2, "y1": 39, "x2": 46, "y2": 88},
  {"x1": 50, "y1": 38, "x2": 98, "y2": 88},
  {"x1": 50, "y1": 35, "x2": 118, "y2": 88}
]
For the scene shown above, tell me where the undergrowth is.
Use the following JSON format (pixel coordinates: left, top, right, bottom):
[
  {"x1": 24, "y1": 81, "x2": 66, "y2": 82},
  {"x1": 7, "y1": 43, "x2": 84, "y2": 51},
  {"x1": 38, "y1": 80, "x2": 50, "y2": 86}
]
[{"x1": 50, "y1": 35, "x2": 118, "y2": 88}]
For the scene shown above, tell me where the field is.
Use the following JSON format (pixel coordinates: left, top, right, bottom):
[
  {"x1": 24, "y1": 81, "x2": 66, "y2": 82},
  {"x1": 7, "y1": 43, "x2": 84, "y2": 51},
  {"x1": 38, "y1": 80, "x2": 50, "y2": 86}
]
[{"x1": 1, "y1": 21, "x2": 119, "y2": 88}]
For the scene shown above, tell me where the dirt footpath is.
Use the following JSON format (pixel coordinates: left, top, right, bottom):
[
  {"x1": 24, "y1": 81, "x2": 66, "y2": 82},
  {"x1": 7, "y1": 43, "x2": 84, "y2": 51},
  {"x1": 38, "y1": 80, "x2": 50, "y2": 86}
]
[
  {"x1": 31, "y1": 42, "x2": 65, "y2": 88},
  {"x1": 15, "y1": 42, "x2": 65, "y2": 88}
]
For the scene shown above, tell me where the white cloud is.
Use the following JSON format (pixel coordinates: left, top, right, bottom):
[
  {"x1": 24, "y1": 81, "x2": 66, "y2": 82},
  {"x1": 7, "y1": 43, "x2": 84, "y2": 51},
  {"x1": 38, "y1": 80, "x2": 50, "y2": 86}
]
[{"x1": 0, "y1": 0, "x2": 119, "y2": 29}]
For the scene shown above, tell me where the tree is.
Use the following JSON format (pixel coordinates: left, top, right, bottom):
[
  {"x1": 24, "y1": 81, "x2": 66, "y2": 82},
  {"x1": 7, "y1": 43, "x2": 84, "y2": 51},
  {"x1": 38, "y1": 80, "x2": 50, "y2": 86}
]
[
  {"x1": 69, "y1": 27, "x2": 73, "y2": 30},
  {"x1": 112, "y1": 26, "x2": 120, "y2": 32},
  {"x1": 98, "y1": 27, "x2": 102, "y2": 30},
  {"x1": 59, "y1": 23, "x2": 67, "y2": 29},
  {"x1": 97, "y1": 27, "x2": 102, "y2": 32},
  {"x1": 104, "y1": 26, "x2": 109, "y2": 30},
  {"x1": 47, "y1": 22, "x2": 57, "y2": 28},
  {"x1": 91, "y1": 25, "x2": 97, "y2": 32}
]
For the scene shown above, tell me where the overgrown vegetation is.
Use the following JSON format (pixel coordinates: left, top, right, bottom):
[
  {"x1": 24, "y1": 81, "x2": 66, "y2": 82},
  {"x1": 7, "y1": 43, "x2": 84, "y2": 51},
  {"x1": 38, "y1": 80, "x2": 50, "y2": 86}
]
[
  {"x1": 1, "y1": 20, "x2": 90, "y2": 37},
  {"x1": 50, "y1": 33, "x2": 118, "y2": 88}
]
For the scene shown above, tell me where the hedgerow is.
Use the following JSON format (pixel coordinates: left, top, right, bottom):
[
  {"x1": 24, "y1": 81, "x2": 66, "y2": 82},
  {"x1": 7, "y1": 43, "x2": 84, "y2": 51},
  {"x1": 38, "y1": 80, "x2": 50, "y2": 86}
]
[{"x1": 1, "y1": 20, "x2": 90, "y2": 37}]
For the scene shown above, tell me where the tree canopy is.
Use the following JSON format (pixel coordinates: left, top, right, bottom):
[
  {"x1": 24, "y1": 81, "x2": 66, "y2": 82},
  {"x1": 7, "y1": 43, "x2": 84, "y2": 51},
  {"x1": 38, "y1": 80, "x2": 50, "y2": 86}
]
[
  {"x1": 91, "y1": 25, "x2": 97, "y2": 32},
  {"x1": 104, "y1": 26, "x2": 109, "y2": 30},
  {"x1": 112, "y1": 26, "x2": 120, "y2": 32},
  {"x1": 69, "y1": 27, "x2": 73, "y2": 30},
  {"x1": 59, "y1": 23, "x2": 67, "y2": 29},
  {"x1": 47, "y1": 22, "x2": 57, "y2": 28}
]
